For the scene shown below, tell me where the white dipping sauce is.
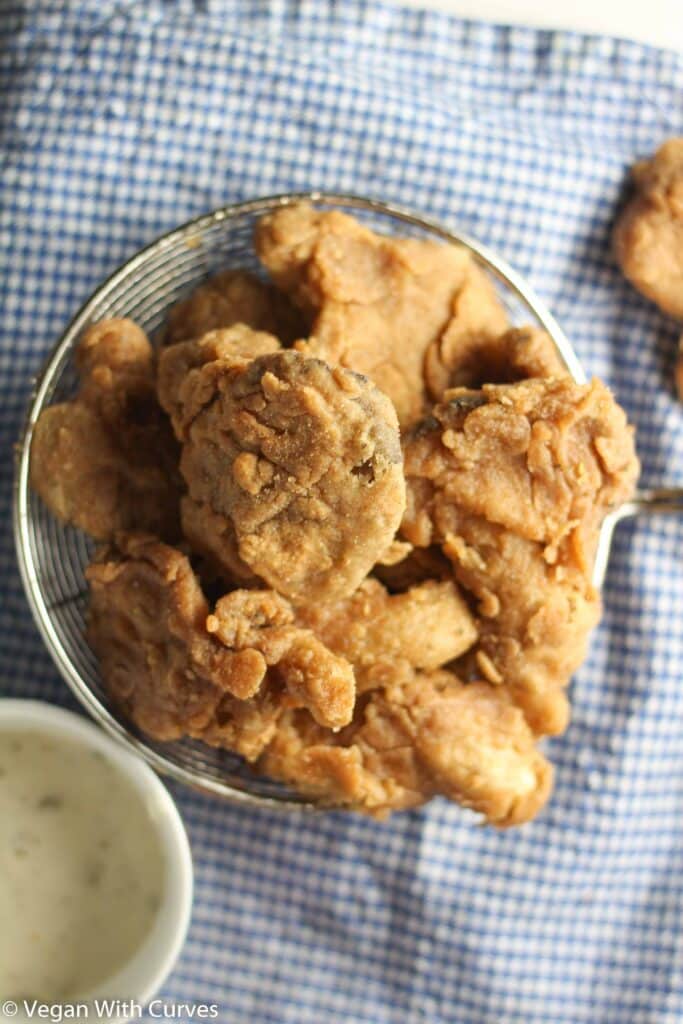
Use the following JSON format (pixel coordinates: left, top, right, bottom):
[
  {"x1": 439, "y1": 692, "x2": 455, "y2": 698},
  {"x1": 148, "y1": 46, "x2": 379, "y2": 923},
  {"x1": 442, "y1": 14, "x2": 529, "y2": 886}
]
[{"x1": 0, "y1": 729, "x2": 165, "y2": 1001}]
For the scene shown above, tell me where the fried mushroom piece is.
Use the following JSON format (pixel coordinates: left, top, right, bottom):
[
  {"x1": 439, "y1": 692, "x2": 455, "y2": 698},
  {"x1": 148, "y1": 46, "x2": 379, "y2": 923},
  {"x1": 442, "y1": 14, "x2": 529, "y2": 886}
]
[
  {"x1": 443, "y1": 521, "x2": 601, "y2": 736},
  {"x1": 402, "y1": 377, "x2": 639, "y2": 735},
  {"x1": 166, "y1": 347, "x2": 406, "y2": 604},
  {"x1": 614, "y1": 138, "x2": 683, "y2": 318},
  {"x1": 255, "y1": 202, "x2": 509, "y2": 426},
  {"x1": 158, "y1": 325, "x2": 281, "y2": 440},
  {"x1": 428, "y1": 324, "x2": 570, "y2": 394},
  {"x1": 296, "y1": 577, "x2": 477, "y2": 693},
  {"x1": 259, "y1": 671, "x2": 553, "y2": 826},
  {"x1": 422, "y1": 268, "x2": 509, "y2": 399},
  {"x1": 179, "y1": 493, "x2": 261, "y2": 588},
  {"x1": 86, "y1": 534, "x2": 355, "y2": 737},
  {"x1": 30, "y1": 319, "x2": 181, "y2": 542},
  {"x1": 157, "y1": 326, "x2": 282, "y2": 586},
  {"x1": 164, "y1": 269, "x2": 305, "y2": 345},
  {"x1": 207, "y1": 591, "x2": 355, "y2": 731}
]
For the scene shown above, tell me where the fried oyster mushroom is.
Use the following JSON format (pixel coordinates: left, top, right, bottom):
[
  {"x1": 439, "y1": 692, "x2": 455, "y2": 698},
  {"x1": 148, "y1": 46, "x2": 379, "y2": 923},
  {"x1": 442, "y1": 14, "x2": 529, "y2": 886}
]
[
  {"x1": 159, "y1": 344, "x2": 406, "y2": 604},
  {"x1": 428, "y1": 324, "x2": 570, "y2": 394},
  {"x1": 157, "y1": 324, "x2": 282, "y2": 438},
  {"x1": 296, "y1": 577, "x2": 477, "y2": 692},
  {"x1": 614, "y1": 139, "x2": 683, "y2": 319},
  {"x1": 402, "y1": 377, "x2": 639, "y2": 735},
  {"x1": 255, "y1": 202, "x2": 509, "y2": 425},
  {"x1": 86, "y1": 534, "x2": 356, "y2": 743},
  {"x1": 157, "y1": 325, "x2": 282, "y2": 586},
  {"x1": 260, "y1": 671, "x2": 553, "y2": 826},
  {"x1": 30, "y1": 319, "x2": 181, "y2": 541},
  {"x1": 164, "y1": 268, "x2": 305, "y2": 345}
]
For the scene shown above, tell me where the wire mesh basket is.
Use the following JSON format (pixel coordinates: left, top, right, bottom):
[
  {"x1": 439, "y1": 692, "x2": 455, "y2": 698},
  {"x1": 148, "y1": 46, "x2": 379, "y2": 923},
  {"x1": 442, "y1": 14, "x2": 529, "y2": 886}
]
[{"x1": 13, "y1": 192, "x2": 585, "y2": 808}]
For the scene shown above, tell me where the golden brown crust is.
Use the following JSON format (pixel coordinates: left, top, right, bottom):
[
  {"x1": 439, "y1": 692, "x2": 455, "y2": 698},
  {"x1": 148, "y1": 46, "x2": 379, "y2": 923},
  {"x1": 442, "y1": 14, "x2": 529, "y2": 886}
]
[
  {"x1": 401, "y1": 377, "x2": 639, "y2": 734},
  {"x1": 256, "y1": 202, "x2": 491, "y2": 426},
  {"x1": 296, "y1": 577, "x2": 477, "y2": 693},
  {"x1": 30, "y1": 319, "x2": 182, "y2": 542},
  {"x1": 206, "y1": 591, "x2": 355, "y2": 730},
  {"x1": 423, "y1": 267, "x2": 509, "y2": 398},
  {"x1": 173, "y1": 347, "x2": 406, "y2": 603},
  {"x1": 158, "y1": 325, "x2": 282, "y2": 440},
  {"x1": 413, "y1": 378, "x2": 639, "y2": 552},
  {"x1": 433, "y1": 323, "x2": 570, "y2": 390},
  {"x1": 614, "y1": 138, "x2": 683, "y2": 318},
  {"x1": 164, "y1": 269, "x2": 305, "y2": 345},
  {"x1": 259, "y1": 671, "x2": 553, "y2": 825},
  {"x1": 179, "y1": 494, "x2": 262, "y2": 588},
  {"x1": 86, "y1": 534, "x2": 356, "y2": 738},
  {"x1": 33, "y1": 207, "x2": 642, "y2": 827},
  {"x1": 499, "y1": 326, "x2": 569, "y2": 380},
  {"x1": 443, "y1": 521, "x2": 600, "y2": 736}
]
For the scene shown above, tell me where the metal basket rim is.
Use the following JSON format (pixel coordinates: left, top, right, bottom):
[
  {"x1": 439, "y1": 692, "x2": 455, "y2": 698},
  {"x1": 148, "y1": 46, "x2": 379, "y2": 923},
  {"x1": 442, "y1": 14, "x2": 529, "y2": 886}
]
[{"x1": 12, "y1": 189, "x2": 584, "y2": 810}]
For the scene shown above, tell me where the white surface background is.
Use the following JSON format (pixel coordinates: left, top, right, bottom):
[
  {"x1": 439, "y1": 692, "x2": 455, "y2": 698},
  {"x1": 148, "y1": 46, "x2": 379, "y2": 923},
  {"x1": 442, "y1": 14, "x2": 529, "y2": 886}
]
[{"x1": 407, "y1": 0, "x2": 683, "y2": 52}]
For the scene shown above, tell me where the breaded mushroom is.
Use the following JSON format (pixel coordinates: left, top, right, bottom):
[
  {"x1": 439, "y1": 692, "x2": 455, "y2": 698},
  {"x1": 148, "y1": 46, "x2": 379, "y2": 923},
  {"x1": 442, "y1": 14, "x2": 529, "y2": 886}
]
[{"x1": 86, "y1": 534, "x2": 356, "y2": 738}]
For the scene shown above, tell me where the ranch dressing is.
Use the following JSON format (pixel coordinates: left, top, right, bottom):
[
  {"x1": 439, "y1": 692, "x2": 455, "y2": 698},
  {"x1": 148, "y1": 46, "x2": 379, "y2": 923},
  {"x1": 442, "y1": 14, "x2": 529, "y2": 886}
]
[{"x1": 0, "y1": 729, "x2": 164, "y2": 1001}]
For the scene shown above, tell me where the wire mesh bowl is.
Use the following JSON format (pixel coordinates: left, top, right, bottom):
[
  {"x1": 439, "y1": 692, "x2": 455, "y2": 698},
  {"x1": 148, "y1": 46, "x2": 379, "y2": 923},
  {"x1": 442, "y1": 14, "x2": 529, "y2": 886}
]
[{"x1": 13, "y1": 191, "x2": 584, "y2": 809}]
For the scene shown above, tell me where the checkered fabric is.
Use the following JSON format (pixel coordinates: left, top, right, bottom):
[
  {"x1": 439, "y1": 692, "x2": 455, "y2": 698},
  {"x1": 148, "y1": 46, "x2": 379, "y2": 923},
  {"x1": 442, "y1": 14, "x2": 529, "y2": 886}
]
[{"x1": 2, "y1": 3, "x2": 683, "y2": 1022}]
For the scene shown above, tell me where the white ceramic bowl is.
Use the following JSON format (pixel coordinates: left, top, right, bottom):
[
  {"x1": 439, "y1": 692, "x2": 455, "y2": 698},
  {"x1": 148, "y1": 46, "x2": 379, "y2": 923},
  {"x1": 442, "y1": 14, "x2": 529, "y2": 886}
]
[{"x1": 0, "y1": 700, "x2": 193, "y2": 1024}]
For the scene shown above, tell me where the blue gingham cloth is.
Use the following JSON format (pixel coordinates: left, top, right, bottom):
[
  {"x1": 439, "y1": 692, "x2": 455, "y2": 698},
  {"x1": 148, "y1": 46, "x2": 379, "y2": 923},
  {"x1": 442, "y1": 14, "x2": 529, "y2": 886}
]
[{"x1": 3, "y1": 3, "x2": 683, "y2": 1022}]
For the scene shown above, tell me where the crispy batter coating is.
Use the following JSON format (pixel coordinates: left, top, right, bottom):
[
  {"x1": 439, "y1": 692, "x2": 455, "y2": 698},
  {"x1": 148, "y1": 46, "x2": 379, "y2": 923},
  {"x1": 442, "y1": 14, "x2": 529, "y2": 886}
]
[
  {"x1": 428, "y1": 324, "x2": 569, "y2": 393},
  {"x1": 614, "y1": 139, "x2": 683, "y2": 318},
  {"x1": 164, "y1": 269, "x2": 305, "y2": 345},
  {"x1": 30, "y1": 319, "x2": 181, "y2": 541},
  {"x1": 168, "y1": 347, "x2": 406, "y2": 603},
  {"x1": 179, "y1": 493, "x2": 261, "y2": 587},
  {"x1": 499, "y1": 326, "x2": 570, "y2": 380},
  {"x1": 297, "y1": 577, "x2": 477, "y2": 692},
  {"x1": 35, "y1": 210, "x2": 643, "y2": 826},
  {"x1": 407, "y1": 379, "x2": 638, "y2": 554},
  {"x1": 402, "y1": 377, "x2": 639, "y2": 734},
  {"x1": 86, "y1": 534, "x2": 356, "y2": 738},
  {"x1": 444, "y1": 521, "x2": 600, "y2": 735},
  {"x1": 158, "y1": 325, "x2": 281, "y2": 585},
  {"x1": 158, "y1": 325, "x2": 281, "y2": 440},
  {"x1": 422, "y1": 268, "x2": 509, "y2": 398},
  {"x1": 259, "y1": 671, "x2": 553, "y2": 825},
  {"x1": 256, "y1": 202, "x2": 509, "y2": 425}
]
